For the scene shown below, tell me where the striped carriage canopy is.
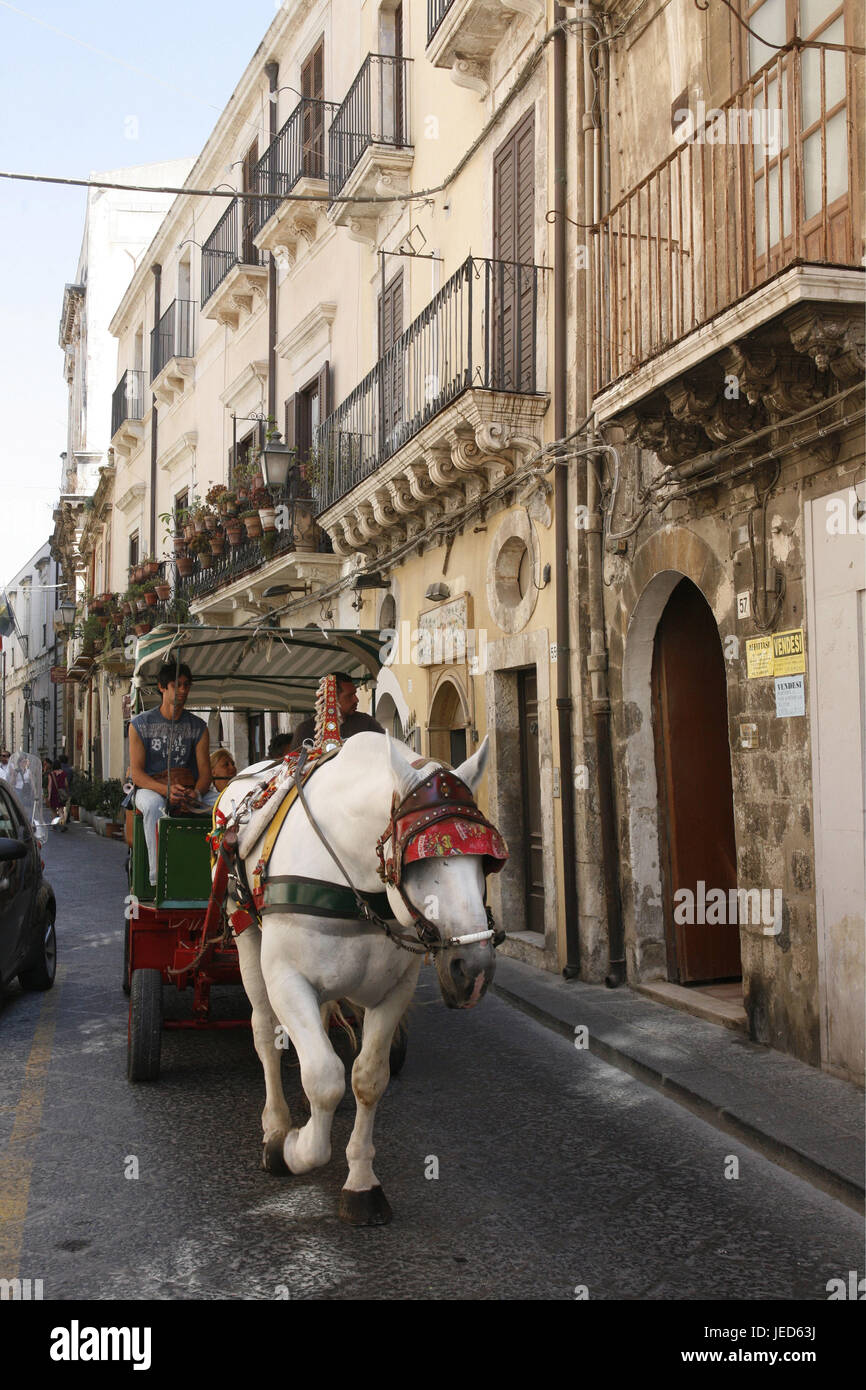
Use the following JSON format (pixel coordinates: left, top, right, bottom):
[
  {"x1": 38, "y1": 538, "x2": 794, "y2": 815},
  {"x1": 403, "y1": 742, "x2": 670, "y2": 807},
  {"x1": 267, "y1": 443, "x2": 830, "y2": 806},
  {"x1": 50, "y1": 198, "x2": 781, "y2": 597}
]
[{"x1": 130, "y1": 624, "x2": 384, "y2": 713}]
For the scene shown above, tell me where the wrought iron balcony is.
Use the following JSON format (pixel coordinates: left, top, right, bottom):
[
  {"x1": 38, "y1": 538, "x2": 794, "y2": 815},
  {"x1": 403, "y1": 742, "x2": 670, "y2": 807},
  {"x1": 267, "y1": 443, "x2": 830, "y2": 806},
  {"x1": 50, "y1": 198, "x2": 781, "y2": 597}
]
[
  {"x1": 592, "y1": 41, "x2": 860, "y2": 398},
  {"x1": 427, "y1": 0, "x2": 456, "y2": 43},
  {"x1": 151, "y1": 299, "x2": 195, "y2": 382},
  {"x1": 329, "y1": 54, "x2": 412, "y2": 200},
  {"x1": 111, "y1": 369, "x2": 145, "y2": 439},
  {"x1": 252, "y1": 98, "x2": 340, "y2": 237},
  {"x1": 314, "y1": 255, "x2": 545, "y2": 514},
  {"x1": 201, "y1": 198, "x2": 265, "y2": 306}
]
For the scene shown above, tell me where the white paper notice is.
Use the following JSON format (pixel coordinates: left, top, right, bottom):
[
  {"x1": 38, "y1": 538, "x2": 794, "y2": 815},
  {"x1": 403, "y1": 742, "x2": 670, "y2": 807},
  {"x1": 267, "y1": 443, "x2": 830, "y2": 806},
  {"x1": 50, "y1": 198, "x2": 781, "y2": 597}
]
[{"x1": 775, "y1": 674, "x2": 805, "y2": 718}]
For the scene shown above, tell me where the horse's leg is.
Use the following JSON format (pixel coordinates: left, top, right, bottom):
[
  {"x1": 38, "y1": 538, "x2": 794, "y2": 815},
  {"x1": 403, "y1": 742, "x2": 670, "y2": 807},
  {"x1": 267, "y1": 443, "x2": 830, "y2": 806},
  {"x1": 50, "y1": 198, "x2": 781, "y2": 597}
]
[
  {"x1": 341, "y1": 960, "x2": 420, "y2": 1226},
  {"x1": 234, "y1": 926, "x2": 292, "y2": 1174},
  {"x1": 260, "y1": 954, "x2": 345, "y2": 1175}
]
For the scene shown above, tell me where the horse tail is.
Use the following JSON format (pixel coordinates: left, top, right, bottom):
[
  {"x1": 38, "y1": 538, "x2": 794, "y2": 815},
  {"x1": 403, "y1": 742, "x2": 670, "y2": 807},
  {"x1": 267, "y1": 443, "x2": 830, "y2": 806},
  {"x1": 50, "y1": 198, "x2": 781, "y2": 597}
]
[{"x1": 321, "y1": 999, "x2": 359, "y2": 1053}]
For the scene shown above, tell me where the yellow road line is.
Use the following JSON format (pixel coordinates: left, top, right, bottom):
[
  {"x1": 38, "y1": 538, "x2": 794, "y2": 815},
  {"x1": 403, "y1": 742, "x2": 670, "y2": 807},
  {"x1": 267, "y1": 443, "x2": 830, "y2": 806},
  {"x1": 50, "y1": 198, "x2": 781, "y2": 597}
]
[{"x1": 0, "y1": 969, "x2": 63, "y2": 1280}]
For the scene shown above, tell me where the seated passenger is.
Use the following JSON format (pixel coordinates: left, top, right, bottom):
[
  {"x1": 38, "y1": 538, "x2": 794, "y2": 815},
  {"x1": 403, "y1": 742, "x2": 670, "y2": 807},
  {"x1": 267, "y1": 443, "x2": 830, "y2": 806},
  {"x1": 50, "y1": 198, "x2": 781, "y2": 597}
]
[
  {"x1": 289, "y1": 672, "x2": 385, "y2": 751},
  {"x1": 129, "y1": 662, "x2": 216, "y2": 886},
  {"x1": 210, "y1": 747, "x2": 237, "y2": 795}
]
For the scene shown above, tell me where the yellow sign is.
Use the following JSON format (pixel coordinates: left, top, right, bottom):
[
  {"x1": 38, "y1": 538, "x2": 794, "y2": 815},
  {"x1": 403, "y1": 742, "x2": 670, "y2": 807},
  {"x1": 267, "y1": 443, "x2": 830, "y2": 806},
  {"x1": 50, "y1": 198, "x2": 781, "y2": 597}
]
[
  {"x1": 772, "y1": 628, "x2": 805, "y2": 676},
  {"x1": 746, "y1": 636, "x2": 774, "y2": 679}
]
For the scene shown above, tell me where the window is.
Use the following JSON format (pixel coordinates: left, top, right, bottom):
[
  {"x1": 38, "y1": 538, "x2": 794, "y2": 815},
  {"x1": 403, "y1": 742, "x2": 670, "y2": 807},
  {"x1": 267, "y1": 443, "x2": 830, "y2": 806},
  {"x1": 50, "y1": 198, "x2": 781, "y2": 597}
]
[
  {"x1": 230, "y1": 428, "x2": 261, "y2": 486},
  {"x1": 175, "y1": 488, "x2": 189, "y2": 528},
  {"x1": 178, "y1": 257, "x2": 192, "y2": 300},
  {"x1": 241, "y1": 141, "x2": 259, "y2": 263},
  {"x1": 129, "y1": 531, "x2": 139, "y2": 569},
  {"x1": 379, "y1": 271, "x2": 404, "y2": 440},
  {"x1": 286, "y1": 363, "x2": 331, "y2": 460}
]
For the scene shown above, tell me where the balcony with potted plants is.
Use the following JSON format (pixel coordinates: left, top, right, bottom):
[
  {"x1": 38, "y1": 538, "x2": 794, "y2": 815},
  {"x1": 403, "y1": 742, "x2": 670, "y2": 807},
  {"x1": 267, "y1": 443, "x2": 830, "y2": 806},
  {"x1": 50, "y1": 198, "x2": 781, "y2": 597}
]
[
  {"x1": 425, "y1": 0, "x2": 543, "y2": 97},
  {"x1": 327, "y1": 54, "x2": 413, "y2": 245},
  {"x1": 171, "y1": 444, "x2": 339, "y2": 620}
]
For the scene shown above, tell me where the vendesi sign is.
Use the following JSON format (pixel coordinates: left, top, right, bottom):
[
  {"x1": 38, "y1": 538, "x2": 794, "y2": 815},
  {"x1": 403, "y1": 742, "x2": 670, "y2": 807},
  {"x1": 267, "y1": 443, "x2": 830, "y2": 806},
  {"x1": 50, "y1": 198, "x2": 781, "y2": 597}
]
[
  {"x1": 775, "y1": 674, "x2": 805, "y2": 718},
  {"x1": 772, "y1": 627, "x2": 805, "y2": 676},
  {"x1": 746, "y1": 627, "x2": 805, "y2": 679}
]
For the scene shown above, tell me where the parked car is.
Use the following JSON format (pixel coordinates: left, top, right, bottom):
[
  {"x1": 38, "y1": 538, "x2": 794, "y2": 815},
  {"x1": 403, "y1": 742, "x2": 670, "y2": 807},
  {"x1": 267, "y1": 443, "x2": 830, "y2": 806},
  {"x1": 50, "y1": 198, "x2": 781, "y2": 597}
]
[{"x1": 0, "y1": 773, "x2": 57, "y2": 993}]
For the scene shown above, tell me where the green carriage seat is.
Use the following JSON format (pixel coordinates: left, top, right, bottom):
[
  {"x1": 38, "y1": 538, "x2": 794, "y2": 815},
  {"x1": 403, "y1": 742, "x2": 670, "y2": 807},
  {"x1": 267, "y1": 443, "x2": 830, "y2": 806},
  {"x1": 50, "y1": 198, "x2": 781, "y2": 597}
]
[{"x1": 129, "y1": 810, "x2": 214, "y2": 907}]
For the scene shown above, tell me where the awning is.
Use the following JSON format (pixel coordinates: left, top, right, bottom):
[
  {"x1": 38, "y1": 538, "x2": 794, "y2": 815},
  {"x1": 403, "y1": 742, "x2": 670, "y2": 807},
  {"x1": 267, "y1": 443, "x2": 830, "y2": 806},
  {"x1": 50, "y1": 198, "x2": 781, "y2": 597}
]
[{"x1": 130, "y1": 624, "x2": 385, "y2": 713}]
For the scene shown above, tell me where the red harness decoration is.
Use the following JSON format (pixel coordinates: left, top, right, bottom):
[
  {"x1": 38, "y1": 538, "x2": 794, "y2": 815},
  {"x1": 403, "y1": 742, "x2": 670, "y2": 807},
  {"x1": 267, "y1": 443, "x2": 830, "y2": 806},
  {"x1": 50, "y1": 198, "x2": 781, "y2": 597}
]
[{"x1": 377, "y1": 768, "x2": 508, "y2": 888}]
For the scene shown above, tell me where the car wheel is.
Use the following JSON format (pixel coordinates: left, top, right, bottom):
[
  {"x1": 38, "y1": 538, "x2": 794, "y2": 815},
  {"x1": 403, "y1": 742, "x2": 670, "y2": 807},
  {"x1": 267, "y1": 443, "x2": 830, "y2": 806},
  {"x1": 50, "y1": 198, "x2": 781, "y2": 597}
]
[
  {"x1": 128, "y1": 968, "x2": 162, "y2": 1082},
  {"x1": 18, "y1": 916, "x2": 57, "y2": 992}
]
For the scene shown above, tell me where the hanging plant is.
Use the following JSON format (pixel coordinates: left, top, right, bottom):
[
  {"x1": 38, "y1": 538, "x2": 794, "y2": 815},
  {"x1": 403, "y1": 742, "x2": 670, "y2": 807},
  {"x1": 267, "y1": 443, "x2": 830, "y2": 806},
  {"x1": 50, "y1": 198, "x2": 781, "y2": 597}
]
[{"x1": 175, "y1": 553, "x2": 194, "y2": 577}]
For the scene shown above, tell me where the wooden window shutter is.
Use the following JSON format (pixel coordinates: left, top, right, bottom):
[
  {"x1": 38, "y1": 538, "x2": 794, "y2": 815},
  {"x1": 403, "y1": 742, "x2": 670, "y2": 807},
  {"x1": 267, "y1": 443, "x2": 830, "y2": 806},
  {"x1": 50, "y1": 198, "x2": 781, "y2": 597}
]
[
  {"x1": 492, "y1": 109, "x2": 535, "y2": 390},
  {"x1": 285, "y1": 393, "x2": 300, "y2": 449},
  {"x1": 317, "y1": 361, "x2": 331, "y2": 420}
]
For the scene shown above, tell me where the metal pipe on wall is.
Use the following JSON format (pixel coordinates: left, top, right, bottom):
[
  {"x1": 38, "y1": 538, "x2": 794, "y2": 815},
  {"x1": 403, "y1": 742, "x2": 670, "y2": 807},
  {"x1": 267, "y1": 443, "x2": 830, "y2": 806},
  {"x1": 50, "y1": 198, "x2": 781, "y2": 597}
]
[
  {"x1": 149, "y1": 264, "x2": 161, "y2": 556},
  {"x1": 553, "y1": 2, "x2": 581, "y2": 976},
  {"x1": 265, "y1": 61, "x2": 279, "y2": 423}
]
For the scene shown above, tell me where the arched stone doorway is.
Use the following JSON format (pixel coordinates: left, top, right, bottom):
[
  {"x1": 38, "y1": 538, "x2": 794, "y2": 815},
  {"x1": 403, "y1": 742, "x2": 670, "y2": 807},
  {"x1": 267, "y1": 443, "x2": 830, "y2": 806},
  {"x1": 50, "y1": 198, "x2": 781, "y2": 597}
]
[
  {"x1": 428, "y1": 678, "x2": 469, "y2": 766},
  {"x1": 375, "y1": 692, "x2": 404, "y2": 739},
  {"x1": 651, "y1": 577, "x2": 740, "y2": 983}
]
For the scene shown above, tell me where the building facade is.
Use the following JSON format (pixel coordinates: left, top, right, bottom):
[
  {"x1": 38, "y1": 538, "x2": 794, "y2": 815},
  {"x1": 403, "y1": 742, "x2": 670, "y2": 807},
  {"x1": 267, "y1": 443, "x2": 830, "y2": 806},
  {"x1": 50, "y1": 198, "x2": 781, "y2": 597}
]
[
  {"x1": 580, "y1": 0, "x2": 864, "y2": 1081},
  {"x1": 61, "y1": 0, "x2": 864, "y2": 1080},
  {"x1": 1, "y1": 543, "x2": 62, "y2": 760}
]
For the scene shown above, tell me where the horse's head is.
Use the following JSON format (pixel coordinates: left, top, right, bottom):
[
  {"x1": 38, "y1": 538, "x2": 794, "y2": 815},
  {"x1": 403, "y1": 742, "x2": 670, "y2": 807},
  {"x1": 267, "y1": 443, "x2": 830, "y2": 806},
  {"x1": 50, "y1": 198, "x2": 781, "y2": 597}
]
[{"x1": 385, "y1": 737, "x2": 501, "y2": 1010}]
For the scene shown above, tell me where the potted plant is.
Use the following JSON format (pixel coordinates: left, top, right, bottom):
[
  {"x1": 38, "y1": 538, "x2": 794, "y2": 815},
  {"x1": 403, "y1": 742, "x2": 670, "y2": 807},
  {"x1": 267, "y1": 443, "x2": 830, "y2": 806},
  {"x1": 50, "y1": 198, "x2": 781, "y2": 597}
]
[
  {"x1": 225, "y1": 515, "x2": 244, "y2": 545},
  {"x1": 210, "y1": 529, "x2": 226, "y2": 557},
  {"x1": 175, "y1": 551, "x2": 194, "y2": 578},
  {"x1": 240, "y1": 508, "x2": 263, "y2": 539},
  {"x1": 134, "y1": 616, "x2": 152, "y2": 636},
  {"x1": 81, "y1": 613, "x2": 105, "y2": 654},
  {"x1": 141, "y1": 554, "x2": 160, "y2": 580},
  {"x1": 155, "y1": 578, "x2": 172, "y2": 601},
  {"x1": 292, "y1": 499, "x2": 319, "y2": 553}
]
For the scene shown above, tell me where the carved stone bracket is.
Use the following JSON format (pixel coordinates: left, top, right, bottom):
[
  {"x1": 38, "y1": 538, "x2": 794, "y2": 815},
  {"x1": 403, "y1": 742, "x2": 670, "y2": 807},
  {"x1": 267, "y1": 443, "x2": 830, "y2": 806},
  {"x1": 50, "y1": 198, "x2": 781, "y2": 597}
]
[
  {"x1": 450, "y1": 60, "x2": 489, "y2": 98},
  {"x1": 786, "y1": 306, "x2": 866, "y2": 384}
]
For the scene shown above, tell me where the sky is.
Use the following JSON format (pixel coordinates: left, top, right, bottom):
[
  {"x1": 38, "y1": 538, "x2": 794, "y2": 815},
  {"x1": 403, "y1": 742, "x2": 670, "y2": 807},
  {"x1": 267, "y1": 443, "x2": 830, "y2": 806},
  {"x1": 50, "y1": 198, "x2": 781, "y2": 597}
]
[{"x1": 0, "y1": 0, "x2": 284, "y2": 585}]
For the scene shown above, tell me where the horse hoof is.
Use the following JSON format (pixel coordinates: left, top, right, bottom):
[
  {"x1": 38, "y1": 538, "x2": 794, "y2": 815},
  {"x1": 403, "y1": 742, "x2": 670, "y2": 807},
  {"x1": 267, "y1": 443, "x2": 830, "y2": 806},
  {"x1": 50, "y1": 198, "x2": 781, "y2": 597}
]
[
  {"x1": 339, "y1": 1185, "x2": 393, "y2": 1227},
  {"x1": 262, "y1": 1138, "x2": 290, "y2": 1175}
]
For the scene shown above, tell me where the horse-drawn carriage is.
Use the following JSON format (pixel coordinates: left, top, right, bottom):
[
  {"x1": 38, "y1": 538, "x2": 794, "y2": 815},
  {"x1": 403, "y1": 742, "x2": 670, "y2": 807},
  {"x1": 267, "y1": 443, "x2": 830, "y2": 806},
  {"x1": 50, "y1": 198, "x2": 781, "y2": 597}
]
[
  {"x1": 124, "y1": 623, "x2": 386, "y2": 1080},
  {"x1": 124, "y1": 620, "x2": 508, "y2": 1224}
]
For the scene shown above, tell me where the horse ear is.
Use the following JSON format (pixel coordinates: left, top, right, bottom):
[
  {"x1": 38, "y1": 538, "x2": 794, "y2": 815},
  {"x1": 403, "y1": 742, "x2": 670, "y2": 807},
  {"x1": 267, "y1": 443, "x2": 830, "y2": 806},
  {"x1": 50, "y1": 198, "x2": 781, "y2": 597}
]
[
  {"x1": 387, "y1": 733, "x2": 426, "y2": 801},
  {"x1": 454, "y1": 735, "x2": 489, "y2": 794}
]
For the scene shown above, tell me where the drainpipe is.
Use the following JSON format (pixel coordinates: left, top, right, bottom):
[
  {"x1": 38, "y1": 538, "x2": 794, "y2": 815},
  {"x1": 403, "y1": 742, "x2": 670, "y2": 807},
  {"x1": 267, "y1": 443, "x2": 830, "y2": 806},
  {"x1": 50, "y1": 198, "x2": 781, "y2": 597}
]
[
  {"x1": 580, "y1": 16, "x2": 625, "y2": 987},
  {"x1": 150, "y1": 264, "x2": 161, "y2": 555},
  {"x1": 553, "y1": 3, "x2": 581, "y2": 977},
  {"x1": 265, "y1": 61, "x2": 279, "y2": 423}
]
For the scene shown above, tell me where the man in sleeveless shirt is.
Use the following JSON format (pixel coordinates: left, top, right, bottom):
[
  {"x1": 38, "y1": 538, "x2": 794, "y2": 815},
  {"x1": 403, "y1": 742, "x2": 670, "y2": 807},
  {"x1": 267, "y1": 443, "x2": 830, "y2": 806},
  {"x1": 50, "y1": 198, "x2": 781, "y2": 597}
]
[
  {"x1": 289, "y1": 673, "x2": 385, "y2": 751},
  {"x1": 129, "y1": 662, "x2": 215, "y2": 885}
]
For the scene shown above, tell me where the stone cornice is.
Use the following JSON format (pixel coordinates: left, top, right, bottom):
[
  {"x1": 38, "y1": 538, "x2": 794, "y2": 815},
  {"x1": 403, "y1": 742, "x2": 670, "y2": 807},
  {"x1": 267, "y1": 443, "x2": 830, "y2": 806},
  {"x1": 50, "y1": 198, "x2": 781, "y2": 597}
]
[
  {"x1": 116, "y1": 482, "x2": 147, "y2": 514},
  {"x1": 219, "y1": 361, "x2": 269, "y2": 412},
  {"x1": 157, "y1": 431, "x2": 198, "y2": 475},
  {"x1": 276, "y1": 302, "x2": 337, "y2": 370}
]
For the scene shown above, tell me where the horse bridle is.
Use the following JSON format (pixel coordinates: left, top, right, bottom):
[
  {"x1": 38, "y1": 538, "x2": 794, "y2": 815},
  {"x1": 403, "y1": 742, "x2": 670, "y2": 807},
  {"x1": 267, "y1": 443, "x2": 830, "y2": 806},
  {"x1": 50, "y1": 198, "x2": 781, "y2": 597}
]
[{"x1": 293, "y1": 747, "x2": 506, "y2": 954}]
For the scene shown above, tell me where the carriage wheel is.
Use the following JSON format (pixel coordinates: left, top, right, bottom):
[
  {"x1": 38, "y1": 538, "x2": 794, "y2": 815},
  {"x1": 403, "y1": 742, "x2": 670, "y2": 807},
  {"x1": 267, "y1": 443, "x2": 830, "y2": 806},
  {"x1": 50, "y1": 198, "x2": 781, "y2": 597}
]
[
  {"x1": 128, "y1": 969, "x2": 163, "y2": 1082},
  {"x1": 122, "y1": 917, "x2": 131, "y2": 996}
]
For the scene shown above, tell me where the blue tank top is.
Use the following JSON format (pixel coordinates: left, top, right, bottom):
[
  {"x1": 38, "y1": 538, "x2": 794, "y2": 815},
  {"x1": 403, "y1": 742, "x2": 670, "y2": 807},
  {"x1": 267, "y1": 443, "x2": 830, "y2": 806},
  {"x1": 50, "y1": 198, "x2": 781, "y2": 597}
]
[{"x1": 130, "y1": 705, "x2": 206, "y2": 778}]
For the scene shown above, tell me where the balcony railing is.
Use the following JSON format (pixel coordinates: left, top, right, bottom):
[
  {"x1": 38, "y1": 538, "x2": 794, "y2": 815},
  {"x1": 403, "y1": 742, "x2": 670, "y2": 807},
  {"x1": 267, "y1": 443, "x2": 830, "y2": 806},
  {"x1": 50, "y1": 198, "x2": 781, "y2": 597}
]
[
  {"x1": 314, "y1": 255, "x2": 545, "y2": 512},
  {"x1": 201, "y1": 199, "x2": 264, "y2": 305},
  {"x1": 111, "y1": 369, "x2": 145, "y2": 437},
  {"x1": 174, "y1": 495, "x2": 332, "y2": 604},
  {"x1": 427, "y1": 0, "x2": 455, "y2": 44},
  {"x1": 329, "y1": 54, "x2": 412, "y2": 199},
  {"x1": 592, "y1": 41, "x2": 859, "y2": 395},
  {"x1": 151, "y1": 299, "x2": 195, "y2": 380},
  {"x1": 252, "y1": 98, "x2": 340, "y2": 235}
]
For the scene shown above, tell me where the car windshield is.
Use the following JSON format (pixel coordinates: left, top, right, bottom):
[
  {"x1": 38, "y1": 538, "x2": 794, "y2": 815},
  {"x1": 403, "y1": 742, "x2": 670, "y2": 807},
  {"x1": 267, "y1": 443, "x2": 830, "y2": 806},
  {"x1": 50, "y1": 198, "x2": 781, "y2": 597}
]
[{"x1": 5, "y1": 751, "x2": 48, "y2": 836}]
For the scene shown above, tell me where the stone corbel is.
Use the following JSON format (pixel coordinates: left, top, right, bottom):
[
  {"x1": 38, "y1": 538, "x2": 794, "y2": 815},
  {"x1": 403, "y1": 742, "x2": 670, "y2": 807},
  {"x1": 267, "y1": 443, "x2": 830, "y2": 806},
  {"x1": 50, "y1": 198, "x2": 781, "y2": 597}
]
[
  {"x1": 786, "y1": 308, "x2": 866, "y2": 384},
  {"x1": 354, "y1": 503, "x2": 381, "y2": 542},
  {"x1": 449, "y1": 427, "x2": 484, "y2": 475},
  {"x1": 425, "y1": 444, "x2": 460, "y2": 490},
  {"x1": 620, "y1": 406, "x2": 705, "y2": 467},
  {"x1": 721, "y1": 342, "x2": 777, "y2": 406},
  {"x1": 387, "y1": 475, "x2": 416, "y2": 515},
  {"x1": 450, "y1": 60, "x2": 489, "y2": 99},
  {"x1": 286, "y1": 210, "x2": 319, "y2": 248},
  {"x1": 404, "y1": 461, "x2": 438, "y2": 504},
  {"x1": 375, "y1": 171, "x2": 411, "y2": 199},
  {"x1": 346, "y1": 217, "x2": 378, "y2": 249},
  {"x1": 370, "y1": 487, "x2": 399, "y2": 530}
]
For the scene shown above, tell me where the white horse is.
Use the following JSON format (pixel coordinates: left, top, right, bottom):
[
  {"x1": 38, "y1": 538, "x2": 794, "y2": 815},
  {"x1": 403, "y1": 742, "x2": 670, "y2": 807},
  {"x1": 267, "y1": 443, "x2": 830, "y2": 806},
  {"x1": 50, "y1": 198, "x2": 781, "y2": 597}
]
[{"x1": 216, "y1": 732, "x2": 498, "y2": 1225}]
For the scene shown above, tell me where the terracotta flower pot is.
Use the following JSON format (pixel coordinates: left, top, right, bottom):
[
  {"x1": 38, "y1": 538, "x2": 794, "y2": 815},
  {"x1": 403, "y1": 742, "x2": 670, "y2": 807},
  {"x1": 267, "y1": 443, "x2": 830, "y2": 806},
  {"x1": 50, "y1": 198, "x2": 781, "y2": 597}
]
[
  {"x1": 242, "y1": 514, "x2": 263, "y2": 539},
  {"x1": 134, "y1": 620, "x2": 152, "y2": 636},
  {"x1": 144, "y1": 591, "x2": 158, "y2": 607},
  {"x1": 143, "y1": 561, "x2": 159, "y2": 579},
  {"x1": 199, "y1": 550, "x2": 213, "y2": 569},
  {"x1": 258, "y1": 507, "x2": 277, "y2": 531},
  {"x1": 155, "y1": 583, "x2": 171, "y2": 600},
  {"x1": 176, "y1": 555, "x2": 194, "y2": 577},
  {"x1": 204, "y1": 514, "x2": 217, "y2": 532},
  {"x1": 210, "y1": 534, "x2": 226, "y2": 556},
  {"x1": 226, "y1": 522, "x2": 243, "y2": 546},
  {"x1": 135, "y1": 597, "x2": 148, "y2": 613},
  {"x1": 173, "y1": 535, "x2": 186, "y2": 554},
  {"x1": 193, "y1": 518, "x2": 206, "y2": 534}
]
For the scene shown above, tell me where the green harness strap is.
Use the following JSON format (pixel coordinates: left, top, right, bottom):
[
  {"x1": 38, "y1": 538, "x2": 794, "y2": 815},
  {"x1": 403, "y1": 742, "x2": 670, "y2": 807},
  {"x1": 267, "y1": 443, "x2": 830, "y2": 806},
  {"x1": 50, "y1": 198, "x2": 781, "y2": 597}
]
[{"x1": 259, "y1": 875, "x2": 393, "y2": 920}]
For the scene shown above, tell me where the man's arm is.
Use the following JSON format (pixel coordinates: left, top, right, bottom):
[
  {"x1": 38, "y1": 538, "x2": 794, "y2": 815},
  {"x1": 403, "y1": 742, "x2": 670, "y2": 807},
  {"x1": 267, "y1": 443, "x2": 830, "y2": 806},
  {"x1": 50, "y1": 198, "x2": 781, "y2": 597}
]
[
  {"x1": 129, "y1": 725, "x2": 171, "y2": 796},
  {"x1": 194, "y1": 727, "x2": 211, "y2": 798}
]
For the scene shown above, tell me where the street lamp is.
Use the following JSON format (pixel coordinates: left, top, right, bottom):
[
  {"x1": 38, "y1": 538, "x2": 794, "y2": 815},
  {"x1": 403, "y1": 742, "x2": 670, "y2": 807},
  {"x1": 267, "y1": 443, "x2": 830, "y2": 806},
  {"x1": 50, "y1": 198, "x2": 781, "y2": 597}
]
[
  {"x1": 57, "y1": 598, "x2": 77, "y2": 630},
  {"x1": 260, "y1": 431, "x2": 293, "y2": 490}
]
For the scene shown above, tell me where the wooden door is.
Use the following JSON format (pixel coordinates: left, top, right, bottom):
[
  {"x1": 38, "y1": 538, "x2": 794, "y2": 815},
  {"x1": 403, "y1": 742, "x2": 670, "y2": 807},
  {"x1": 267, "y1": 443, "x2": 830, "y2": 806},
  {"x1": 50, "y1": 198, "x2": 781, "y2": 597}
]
[
  {"x1": 518, "y1": 668, "x2": 545, "y2": 933},
  {"x1": 301, "y1": 40, "x2": 325, "y2": 179},
  {"x1": 652, "y1": 579, "x2": 741, "y2": 982},
  {"x1": 493, "y1": 109, "x2": 535, "y2": 391}
]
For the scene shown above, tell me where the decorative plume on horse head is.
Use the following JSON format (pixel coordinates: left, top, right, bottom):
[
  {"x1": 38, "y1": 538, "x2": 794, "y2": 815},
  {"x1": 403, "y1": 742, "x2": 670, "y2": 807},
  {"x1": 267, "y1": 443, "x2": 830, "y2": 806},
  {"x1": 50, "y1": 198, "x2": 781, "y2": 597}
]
[{"x1": 212, "y1": 674, "x2": 509, "y2": 1226}]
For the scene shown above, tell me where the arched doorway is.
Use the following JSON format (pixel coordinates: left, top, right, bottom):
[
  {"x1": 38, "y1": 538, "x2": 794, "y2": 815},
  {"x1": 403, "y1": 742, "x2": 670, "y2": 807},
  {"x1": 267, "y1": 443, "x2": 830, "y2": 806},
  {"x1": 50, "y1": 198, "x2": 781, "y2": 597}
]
[
  {"x1": 651, "y1": 577, "x2": 740, "y2": 983},
  {"x1": 374, "y1": 692, "x2": 404, "y2": 740},
  {"x1": 428, "y1": 679, "x2": 468, "y2": 766}
]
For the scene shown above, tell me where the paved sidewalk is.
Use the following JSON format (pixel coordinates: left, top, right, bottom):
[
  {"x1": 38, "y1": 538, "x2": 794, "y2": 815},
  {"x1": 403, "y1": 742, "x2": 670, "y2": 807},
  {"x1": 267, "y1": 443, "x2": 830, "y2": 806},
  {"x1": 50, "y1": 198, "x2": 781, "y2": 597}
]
[{"x1": 493, "y1": 955, "x2": 865, "y2": 1213}]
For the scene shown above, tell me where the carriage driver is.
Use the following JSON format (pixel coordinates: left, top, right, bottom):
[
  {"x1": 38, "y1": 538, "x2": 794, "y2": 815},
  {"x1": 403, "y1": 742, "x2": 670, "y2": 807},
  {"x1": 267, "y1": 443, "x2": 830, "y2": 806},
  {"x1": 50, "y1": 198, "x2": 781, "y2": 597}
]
[
  {"x1": 289, "y1": 672, "x2": 385, "y2": 750},
  {"x1": 129, "y1": 662, "x2": 217, "y2": 886}
]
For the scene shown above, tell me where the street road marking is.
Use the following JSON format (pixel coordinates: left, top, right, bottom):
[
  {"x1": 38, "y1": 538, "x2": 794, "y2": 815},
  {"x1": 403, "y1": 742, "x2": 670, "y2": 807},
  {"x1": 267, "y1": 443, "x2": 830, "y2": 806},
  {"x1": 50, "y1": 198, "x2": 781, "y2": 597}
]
[{"x1": 0, "y1": 969, "x2": 63, "y2": 1280}]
